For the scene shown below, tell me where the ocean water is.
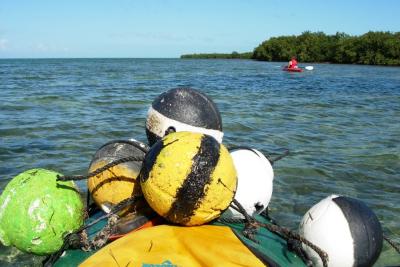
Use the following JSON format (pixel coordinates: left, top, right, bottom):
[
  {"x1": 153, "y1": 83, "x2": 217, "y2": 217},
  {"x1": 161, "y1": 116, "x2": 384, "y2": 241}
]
[{"x1": 0, "y1": 58, "x2": 399, "y2": 266}]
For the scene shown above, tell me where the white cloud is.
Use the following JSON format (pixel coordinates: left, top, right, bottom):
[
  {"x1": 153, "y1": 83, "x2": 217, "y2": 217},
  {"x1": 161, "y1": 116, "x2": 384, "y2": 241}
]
[{"x1": 0, "y1": 38, "x2": 8, "y2": 50}]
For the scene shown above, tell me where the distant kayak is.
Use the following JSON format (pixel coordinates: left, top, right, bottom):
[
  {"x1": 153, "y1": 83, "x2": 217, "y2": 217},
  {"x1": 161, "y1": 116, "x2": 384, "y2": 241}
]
[{"x1": 283, "y1": 66, "x2": 303, "y2": 72}]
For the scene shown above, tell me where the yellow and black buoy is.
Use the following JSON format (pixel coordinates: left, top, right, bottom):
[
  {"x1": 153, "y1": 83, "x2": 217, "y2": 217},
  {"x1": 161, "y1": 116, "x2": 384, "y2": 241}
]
[
  {"x1": 88, "y1": 139, "x2": 148, "y2": 213},
  {"x1": 140, "y1": 131, "x2": 237, "y2": 226}
]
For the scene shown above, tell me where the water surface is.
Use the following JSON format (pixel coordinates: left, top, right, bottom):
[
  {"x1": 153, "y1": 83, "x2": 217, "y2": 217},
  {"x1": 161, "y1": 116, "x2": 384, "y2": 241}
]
[{"x1": 0, "y1": 59, "x2": 399, "y2": 266}]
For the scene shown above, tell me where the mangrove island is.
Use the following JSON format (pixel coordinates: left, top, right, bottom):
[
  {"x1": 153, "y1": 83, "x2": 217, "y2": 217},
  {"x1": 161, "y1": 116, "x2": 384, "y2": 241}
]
[{"x1": 181, "y1": 31, "x2": 400, "y2": 66}]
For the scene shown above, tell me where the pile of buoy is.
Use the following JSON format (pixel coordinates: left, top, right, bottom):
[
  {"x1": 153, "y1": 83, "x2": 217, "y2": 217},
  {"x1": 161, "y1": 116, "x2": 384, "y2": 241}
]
[{"x1": 0, "y1": 87, "x2": 390, "y2": 267}]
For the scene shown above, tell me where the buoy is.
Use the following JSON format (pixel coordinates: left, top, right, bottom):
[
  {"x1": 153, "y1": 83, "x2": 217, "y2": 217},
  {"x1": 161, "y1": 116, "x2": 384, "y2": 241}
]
[
  {"x1": 87, "y1": 139, "x2": 148, "y2": 213},
  {"x1": 140, "y1": 131, "x2": 237, "y2": 226},
  {"x1": 145, "y1": 87, "x2": 223, "y2": 146},
  {"x1": 299, "y1": 195, "x2": 383, "y2": 267},
  {"x1": 222, "y1": 148, "x2": 274, "y2": 219},
  {"x1": 0, "y1": 169, "x2": 84, "y2": 255}
]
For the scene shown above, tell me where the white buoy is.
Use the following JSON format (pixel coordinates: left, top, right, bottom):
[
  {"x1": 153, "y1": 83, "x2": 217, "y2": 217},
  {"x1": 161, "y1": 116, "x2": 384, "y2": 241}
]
[
  {"x1": 222, "y1": 148, "x2": 274, "y2": 219},
  {"x1": 305, "y1": 66, "x2": 314, "y2": 70},
  {"x1": 299, "y1": 195, "x2": 383, "y2": 267}
]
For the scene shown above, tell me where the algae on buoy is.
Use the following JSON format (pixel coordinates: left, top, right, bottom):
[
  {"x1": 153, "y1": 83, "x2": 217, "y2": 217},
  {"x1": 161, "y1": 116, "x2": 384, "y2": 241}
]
[{"x1": 0, "y1": 168, "x2": 84, "y2": 255}]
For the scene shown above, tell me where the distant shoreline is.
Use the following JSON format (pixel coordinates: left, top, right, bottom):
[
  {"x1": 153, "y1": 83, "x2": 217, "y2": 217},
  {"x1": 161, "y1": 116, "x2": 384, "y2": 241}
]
[
  {"x1": 181, "y1": 31, "x2": 400, "y2": 66},
  {"x1": 179, "y1": 58, "x2": 400, "y2": 68}
]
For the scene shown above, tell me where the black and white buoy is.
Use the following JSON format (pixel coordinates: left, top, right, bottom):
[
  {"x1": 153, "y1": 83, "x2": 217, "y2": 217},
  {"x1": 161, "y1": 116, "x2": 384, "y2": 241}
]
[
  {"x1": 299, "y1": 195, "x2": 383, "y2": 267},
  {"x1": 145, "y1": 87, "x2": 223, "y2": 146}
]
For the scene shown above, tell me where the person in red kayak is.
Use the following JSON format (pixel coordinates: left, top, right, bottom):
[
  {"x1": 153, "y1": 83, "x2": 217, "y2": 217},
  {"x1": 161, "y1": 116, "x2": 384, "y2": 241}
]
[{"x1": 288, "y1": 56, "x2": 298, "y2": 69}]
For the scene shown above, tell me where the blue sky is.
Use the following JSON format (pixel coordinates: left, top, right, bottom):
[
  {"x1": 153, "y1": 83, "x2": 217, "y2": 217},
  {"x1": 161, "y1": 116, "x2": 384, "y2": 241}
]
[{"x1": 0, "y1": 0, "x2": 398, "y2": 58}]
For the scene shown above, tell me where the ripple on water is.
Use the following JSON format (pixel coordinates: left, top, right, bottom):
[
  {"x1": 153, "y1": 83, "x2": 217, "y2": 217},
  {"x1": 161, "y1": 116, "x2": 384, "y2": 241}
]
[{"x1": 0, "y1": 59, "x2": 399, "y2": 265}]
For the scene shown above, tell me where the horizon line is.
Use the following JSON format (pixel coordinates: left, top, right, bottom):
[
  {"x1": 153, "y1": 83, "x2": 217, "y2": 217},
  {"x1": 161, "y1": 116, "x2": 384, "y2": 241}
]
[{"x1": 0, "y1": 57, "x2": 182, "y2": 60}]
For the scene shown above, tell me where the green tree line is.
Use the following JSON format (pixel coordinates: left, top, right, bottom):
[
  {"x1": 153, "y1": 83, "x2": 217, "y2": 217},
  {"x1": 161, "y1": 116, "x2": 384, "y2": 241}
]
[
  {"x1": 181, "y1": 51, "x2": 252, "y2": 59},
  {"x1": 181, "y1": 31, "x2": 400, "y2": 66},
  {"x1": 253, "y1": 31, "x2": 400, "y2": 65}
]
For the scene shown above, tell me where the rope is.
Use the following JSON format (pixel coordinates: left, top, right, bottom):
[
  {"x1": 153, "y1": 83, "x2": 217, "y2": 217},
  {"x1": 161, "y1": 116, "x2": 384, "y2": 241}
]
[
  {"x1": 268, "y1": 149, "x2": 290, "y2": 164},
  {"x1": 42, "y1": 196, "x2": 141, "y2": 266},
  {"x1": 70, "y1": 196, "x2": 141, "y2": 250},
  {"x1": 231, "y1": 199, "x2": 259, "y2": 242},
  {"x1": 260, "y1": 208, "x2": 277, "y2": 225},
  {"x1": 227, "y1": 199, "x2": 328, "y2": 267},
  {"x1": 287, "y1": 239, "x2": 313, "y2": 267},
  {"x1": 256, "y1": 221, "x2": 328, "y2": 267},
  {"x1": 57, "y1": 155, "x2": 145, "y2": 181},
  {"x1": 43, "y1": 237, "x2": 73, "y2": 267},
  {"x1": 44, "y1": 142, "x2": 148, "y2": 265},
  {"x1": 80, "y1": 214, "x2": 119, "y2": 251},
  {"x1": 79, "y1": 196, "x2": 140, "y2": 233},
  {"x1": 225, "y1": 146, "x2": 289, "y2": 165},
  {"x1": 384, "y1": 235, "x2": 400, "y2": 254},
  {"x1": 231, "y1": 199, "x2": 254, "y2": 223}
]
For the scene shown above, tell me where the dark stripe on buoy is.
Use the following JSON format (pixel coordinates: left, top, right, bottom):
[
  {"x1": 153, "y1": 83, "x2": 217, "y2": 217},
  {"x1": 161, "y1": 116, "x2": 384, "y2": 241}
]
[
  {"x1": 165, "y1": 135, "x2": 220, "y2": 224},
  {"x1": 333, "y1": 196, "x2": 383, "y2": 267},
  {"x1": 139, "y1": 140, "x2": 165, "y2": 183},
  {"x1": 152, "y1": 88, "x2": 222, "y2": 130},
  {"x1": 145, "y1": 128, "x2": 160, "y2": 147}
]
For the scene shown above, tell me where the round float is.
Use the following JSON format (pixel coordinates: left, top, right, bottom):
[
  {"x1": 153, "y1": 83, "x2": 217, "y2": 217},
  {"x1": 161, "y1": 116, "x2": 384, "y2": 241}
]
[
  {"x1": 0, "y1": 169, "x2": 84, "y2": 255},
  {"x1": 87, "y1": 139, "x2": 148, "y2": 213},
  {"x1": 299, "y1": 195, "x2": 383, "y2": 267},
  {"x1": 140, "y1": 131, "x2": 237, "y2": 226},
  {"x1": 222, "y1": 147, "x2": 274, "y2": 218},
  {"x1": 145, "y1": 87, "x2": 223, "y2": 145}
]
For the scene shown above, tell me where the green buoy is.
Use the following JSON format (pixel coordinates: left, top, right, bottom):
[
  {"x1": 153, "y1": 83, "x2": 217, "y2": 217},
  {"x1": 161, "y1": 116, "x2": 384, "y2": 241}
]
[{"x1": 0, "y1": 169, "x2": 84, "y2": 255}]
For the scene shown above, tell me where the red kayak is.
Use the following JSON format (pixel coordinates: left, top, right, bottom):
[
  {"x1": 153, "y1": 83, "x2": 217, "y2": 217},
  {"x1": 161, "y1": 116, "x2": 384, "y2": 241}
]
[{"x1": 283, "y1": 66, "x2": 303, "y2": 72}]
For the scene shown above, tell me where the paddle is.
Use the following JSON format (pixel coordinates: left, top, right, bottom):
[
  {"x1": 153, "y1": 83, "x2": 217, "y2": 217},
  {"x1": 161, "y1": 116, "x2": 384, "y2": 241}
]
[{"x1": 282, "y1": 65, "x2": 313, "y2": 71}]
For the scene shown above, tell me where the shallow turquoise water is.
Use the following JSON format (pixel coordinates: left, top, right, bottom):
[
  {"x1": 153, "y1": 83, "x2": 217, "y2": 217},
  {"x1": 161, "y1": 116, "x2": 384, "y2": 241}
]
[{"x1": 0, "y1": 58, "x2": 399, "y2": 266}]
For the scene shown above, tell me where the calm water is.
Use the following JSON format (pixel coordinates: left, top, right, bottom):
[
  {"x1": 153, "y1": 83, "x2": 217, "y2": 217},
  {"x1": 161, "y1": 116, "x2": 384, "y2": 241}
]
[{"x1": 0, "y1": 58, "x2": 399, "y2": 266}]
